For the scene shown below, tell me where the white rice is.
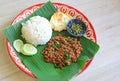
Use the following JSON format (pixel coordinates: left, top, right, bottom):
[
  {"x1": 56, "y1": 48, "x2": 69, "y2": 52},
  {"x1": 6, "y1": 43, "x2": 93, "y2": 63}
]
[{"x1": 21, "y1": 16, "x2": 52, "y2": 46}]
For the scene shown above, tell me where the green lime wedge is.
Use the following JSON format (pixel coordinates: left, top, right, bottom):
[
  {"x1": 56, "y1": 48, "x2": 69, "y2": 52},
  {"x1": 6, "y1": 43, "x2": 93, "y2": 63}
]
[
  {"x1": 21, "y1": 44, "x2": 37, "y2": 56},
  {"x1": 13, "y1": 39, "x2": 24, "y2": 52}
]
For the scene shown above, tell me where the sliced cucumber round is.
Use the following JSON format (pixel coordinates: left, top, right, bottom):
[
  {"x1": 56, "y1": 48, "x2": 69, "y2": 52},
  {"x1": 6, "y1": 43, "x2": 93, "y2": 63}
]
[
  {"x1": 13, "y1": 39, "x2": 24, "y2": 52},
  {"x1": 21, "y1": 44, "x2": 37, "y2": 56}
]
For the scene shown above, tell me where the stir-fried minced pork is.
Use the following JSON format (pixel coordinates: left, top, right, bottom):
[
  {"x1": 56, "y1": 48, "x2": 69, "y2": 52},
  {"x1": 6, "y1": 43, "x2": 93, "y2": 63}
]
[{"x1": 42, "y1": 35, "x2": 82, "y2": 69}]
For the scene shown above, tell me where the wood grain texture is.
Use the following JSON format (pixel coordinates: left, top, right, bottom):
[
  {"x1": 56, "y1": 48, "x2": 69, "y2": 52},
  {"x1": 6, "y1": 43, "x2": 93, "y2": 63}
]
[{"x1": 0, "y1": 0, "x2": 120, "y2": 81}]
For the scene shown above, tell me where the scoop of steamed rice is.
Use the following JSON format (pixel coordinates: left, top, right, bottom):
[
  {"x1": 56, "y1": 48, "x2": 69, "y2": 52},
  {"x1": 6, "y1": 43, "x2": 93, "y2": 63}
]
[{"x1": 21, "y1": 16, "x2": 52, "y2": 46}]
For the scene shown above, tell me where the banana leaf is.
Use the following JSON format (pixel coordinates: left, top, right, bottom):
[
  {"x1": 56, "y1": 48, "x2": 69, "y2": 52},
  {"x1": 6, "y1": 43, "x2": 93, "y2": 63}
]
[{"x1": 3, "y1": 1, "x2": 99, "y2": 81}]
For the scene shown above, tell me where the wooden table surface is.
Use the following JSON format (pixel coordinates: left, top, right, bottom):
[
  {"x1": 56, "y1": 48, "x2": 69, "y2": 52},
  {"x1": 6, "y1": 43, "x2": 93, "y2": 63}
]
[{"x1": 0, "y1": 0, "x2": 120, "y2": 81}]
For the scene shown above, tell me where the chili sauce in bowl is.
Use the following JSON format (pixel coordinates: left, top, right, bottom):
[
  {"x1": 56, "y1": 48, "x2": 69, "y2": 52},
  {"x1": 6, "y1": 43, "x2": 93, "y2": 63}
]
[{"x1": 66, "y1": 19, "x2": 87, "y2": 37}]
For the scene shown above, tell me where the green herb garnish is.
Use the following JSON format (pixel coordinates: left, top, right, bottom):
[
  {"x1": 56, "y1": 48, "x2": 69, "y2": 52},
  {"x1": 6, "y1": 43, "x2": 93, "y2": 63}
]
[
  {"x1": 52, "y1": 50, "x2": 55, "y2": 54},
  {"x1": 63, "y1": 45, "x2": 67, "y2": 49},
  {"x1": 64, "y1": 54, "x2": 70, "y2": 60},
  {"x1": 52, "y1": 41, "x2": 61, "y2": 49}
]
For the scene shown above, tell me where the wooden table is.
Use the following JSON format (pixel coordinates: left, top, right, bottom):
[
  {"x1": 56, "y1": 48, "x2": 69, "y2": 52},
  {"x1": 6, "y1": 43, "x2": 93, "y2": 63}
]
[{"x1": 0, "y1": 0, "x2": 120, "y2": 81}]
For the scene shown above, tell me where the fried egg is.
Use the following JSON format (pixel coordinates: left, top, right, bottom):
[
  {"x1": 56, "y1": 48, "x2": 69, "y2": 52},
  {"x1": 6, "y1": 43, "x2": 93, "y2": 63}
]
[{"x1": 50, "y1": 12, "x2": 72, "y2": 32}]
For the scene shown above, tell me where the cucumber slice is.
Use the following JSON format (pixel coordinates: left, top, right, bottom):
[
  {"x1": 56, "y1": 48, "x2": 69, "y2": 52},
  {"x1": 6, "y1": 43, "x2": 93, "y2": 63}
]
[
  {"x1": 13, "y1": 39, "x2": 24, "y2": 52},
  {"x1": 21, "y1": 44, "x2": 37, "y2": 55}
]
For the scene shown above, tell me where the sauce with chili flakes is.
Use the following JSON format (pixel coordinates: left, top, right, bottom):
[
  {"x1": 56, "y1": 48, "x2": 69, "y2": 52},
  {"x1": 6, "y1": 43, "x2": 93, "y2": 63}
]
[
  {"x1": 42, "y1": 35, "x2": 83, "y2": 69},
  {"x1": 70, "y1": 23, "x2": 83, "y2": 35}
]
